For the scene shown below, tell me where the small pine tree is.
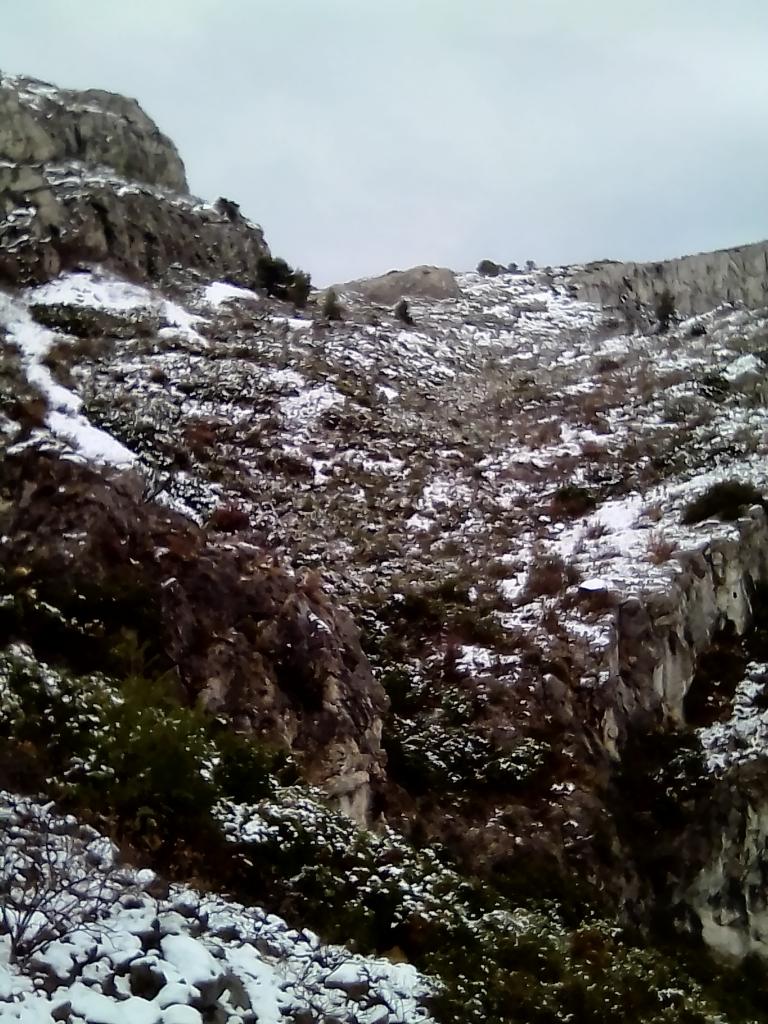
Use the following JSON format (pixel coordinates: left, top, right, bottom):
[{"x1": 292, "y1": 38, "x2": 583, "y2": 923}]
[
  {"x1": 322, "y1": 288, "x2": 343, "y2": 321},
  {"x1": 394, "y1": 298, "x2": 414, "y2": 325},
  {"x1": 287, "y1": 269, "x2": 312, "y2": 309},
  {"x1": 655, "y1": 287, "x2": 676, "y2": 332},
  {"x1": 476, "y1": 259, "x2": 502, "y2": 277},
  {"x1": 256, "y1": 255, "x2": 293, "y2": 298}
]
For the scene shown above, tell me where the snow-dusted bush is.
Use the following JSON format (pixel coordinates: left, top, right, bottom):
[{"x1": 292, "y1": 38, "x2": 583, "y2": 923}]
[
  {"x1": 0, "y1": 648, "x2": 284, "y2": 848},
  {"x1": 0, "y1": 797, "x2": 129, "y2": 964}
]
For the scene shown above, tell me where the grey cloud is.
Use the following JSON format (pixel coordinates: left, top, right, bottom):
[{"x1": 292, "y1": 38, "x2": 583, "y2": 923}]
[{"x1": 2, "y1": 0, "x2": 768, "y2": 282}]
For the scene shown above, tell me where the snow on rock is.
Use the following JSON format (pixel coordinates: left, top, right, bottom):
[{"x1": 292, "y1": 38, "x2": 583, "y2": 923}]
[
  {"x1": 280, "y1": 381, "x2": 343, "y2": 430},
  {"x1": 159, "y1": 935, "x2": 222, "y2": 990},
  {"x1": 699, "y1": 663, "x2": 768, "y2": 772},
  {"x1": 28, "y1": 272, "x2": 156, "y2": 312},
  {"x1": 0, "y1": 794, "x2": 435, "y2": 1024},
  {"x1": 579, "y1": 578, "x2": 610, "y2": 592},
  {"x1": 160, "y1": 1007, "x2": 202, "y2": 1024},
  {"x1": 202, "y1": 281, "x2": 260, "y2": 307},
  {"x1": 66, "y1": 983, "x2": 161, "y2": 1024}
]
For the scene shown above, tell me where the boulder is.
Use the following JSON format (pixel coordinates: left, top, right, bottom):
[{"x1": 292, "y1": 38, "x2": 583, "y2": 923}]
[{"x1": 336, "y1": 265, "x2": 461, "y2": 305}]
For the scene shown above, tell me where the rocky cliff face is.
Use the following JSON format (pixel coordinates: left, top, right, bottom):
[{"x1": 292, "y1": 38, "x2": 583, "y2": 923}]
[
  {"x1": 602, "y1": 507, "x2": 768, "y2": 746},
  {"x1": 0, "y1": 448, "x2": 387, "y2": 821},
  {"x1": 0, "y1": 73, "x2": 188, "y2": 190},
  {"x1": 570, "y1": 239, "x2": 768, "y2": 317},
  {"x1": 684, "y1": 765, "x2": 768, "y2": 961},
  {"x1": 0, "y1": 71, "x2": 270, "y2": 287}
]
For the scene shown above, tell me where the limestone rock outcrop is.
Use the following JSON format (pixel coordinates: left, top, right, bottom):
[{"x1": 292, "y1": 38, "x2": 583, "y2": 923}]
[
  {"x1": 337, "y1": 264, "x2": 461, "y2": 304},
  {"x1": 570, "y1": 239, "x2": 768, "y2": 317},
  {"x1": 683, "y1": 764, "x2": 768, "y2": 961},
  {"x1": 0, "y1": 72, "x2": 270, "y2": 287},
  {"x1": 592, "y1": 508, "x2": 768, "y2": 754},
  {"x1": 0, "y1": 72, "x2": 188, "y2": 191}
]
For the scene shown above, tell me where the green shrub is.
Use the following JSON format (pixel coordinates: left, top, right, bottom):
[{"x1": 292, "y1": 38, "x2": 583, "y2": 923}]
[
  {"x1": 256, "y1": 256, "x2": 312, "y2": 308},
  {"x1": 322, "y1": 288, "x2": 344, "y2": 321},
  {"x1": 477, "y1": 259, "x2": 503, "y2": 277},
  {"x1": 0, "y1": 648, "x2": 280, "y2": 848},
  {"x1": 80, "y1": 674, "x2": 218, "y2": 841},
  {"x1": 287, "y1": 269, "x2": 312, "y2": 308},
  {"x1": 681, "y1": 479, "x2": 765, "y2": 524},
  {"x1": 387, "y1": 716, "x2": 547, "y2": 794},
  {"x1": 212, "y1": 728, "x2": 295, "y2": 803},
  {"x1": 394, "y1": 298, "x2": 414, "y2": 325},
  {"x1": 655, "y1": 288, "x2": 676, "y2": 332},
  {"x1": 552, "y1": 484, "x2": 597, "y2": 517}
]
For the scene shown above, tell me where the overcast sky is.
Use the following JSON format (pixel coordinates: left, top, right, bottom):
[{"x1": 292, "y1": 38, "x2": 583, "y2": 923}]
[{"x1": 3, "y1": 1, "x2": 768, "y2": 284}]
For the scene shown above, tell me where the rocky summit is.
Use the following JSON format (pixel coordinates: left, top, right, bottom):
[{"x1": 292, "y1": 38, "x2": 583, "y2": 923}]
[{"x1": 2, "y1": 71, "x2": 768, "y2": 1024}]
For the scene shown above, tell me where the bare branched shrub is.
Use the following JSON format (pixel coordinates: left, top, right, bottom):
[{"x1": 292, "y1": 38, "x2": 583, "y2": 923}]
[
  {"x1": 523, "y1": 547, "x2": 569, "y2": 599},
  {"x1": 0, "y1": 797, "x2": 130, "y2": 964},
  {"x1": 646, "y1": 533, "x2": 676, "y2": 565}
]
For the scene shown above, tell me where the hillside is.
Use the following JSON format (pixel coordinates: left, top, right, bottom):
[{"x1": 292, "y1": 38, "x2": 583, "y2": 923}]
[{"x1": 2, "y1": 71, "x2": 768, "y2": 1023}]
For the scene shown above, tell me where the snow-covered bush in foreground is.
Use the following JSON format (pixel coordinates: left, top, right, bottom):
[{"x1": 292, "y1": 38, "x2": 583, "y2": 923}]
[{"x1": 0, "y1": 794, "x2": 434, "y2": 1024}]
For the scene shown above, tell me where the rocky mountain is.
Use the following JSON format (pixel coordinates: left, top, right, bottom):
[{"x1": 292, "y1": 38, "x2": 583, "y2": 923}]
[{"x1": 2, "y1": 71, "x2": 768, "y2": 1023}]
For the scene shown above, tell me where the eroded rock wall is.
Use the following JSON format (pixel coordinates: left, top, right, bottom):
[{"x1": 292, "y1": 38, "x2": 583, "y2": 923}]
[
  {"x1": 592, "y1": 509, "x2": 768, "y2": 755},
  {"x1": 684, "y1": 765, "x2": 768, "y2": 961},
  {"x1": 586, "y1": 509, "x2": 768, "y2": 961},
  {"x1": 570, "y1": 240, "x2": 768, "y2": 316}
]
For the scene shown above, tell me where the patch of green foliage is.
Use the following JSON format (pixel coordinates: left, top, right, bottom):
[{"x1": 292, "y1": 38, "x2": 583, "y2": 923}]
[
  {"x1": 256, "y1": 255, "x2": 312, "y2": 307},
  {"x1": 0, "y1": 645, "x2": 289, "y2": 850},
  {"x1": 222, "y1": 790, "x2": 767, "y2": 1024},
  {"x1": 357, "y1": 579, "x2": 539, "y2": 794},
  {"x1": 385, "y1": 685, "x2": 548, "y2": 795}
]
